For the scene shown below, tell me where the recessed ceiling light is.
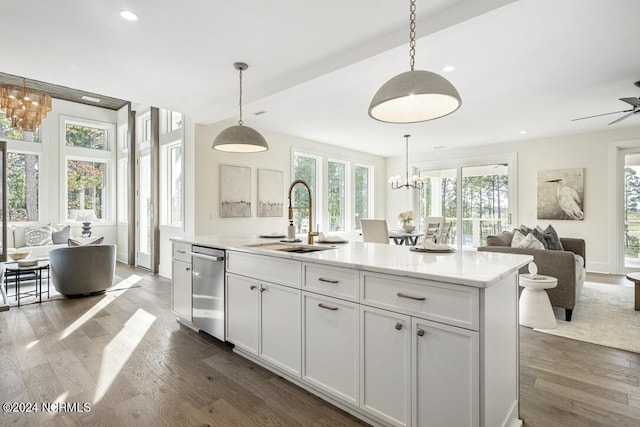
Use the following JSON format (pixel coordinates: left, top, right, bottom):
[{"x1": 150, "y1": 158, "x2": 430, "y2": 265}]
[
  {"x1": 81, "y1": 95, "x2": 101, "y2": 103},
  {"x1": 520, "y1": 130, "x2": 527, "y2": 134},
  {"x1": 119, "y1": 10, "x2": 139, "y2": 22},
  {"x1": 442, "y1": 65, "x2": 456, "y2": 73}
]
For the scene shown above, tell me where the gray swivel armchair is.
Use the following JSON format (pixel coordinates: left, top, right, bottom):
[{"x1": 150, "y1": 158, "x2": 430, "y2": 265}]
[{"x1": 50, "y1": 244, "x2": 116, "y2": 296}]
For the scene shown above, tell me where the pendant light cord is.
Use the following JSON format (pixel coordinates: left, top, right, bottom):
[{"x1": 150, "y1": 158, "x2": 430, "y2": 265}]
[
  {"x1": 238, "y1": 68, "x2": 244, "y2": 126},
  {"x1": 409, "y1": 0, "x2": 416, "y2": 71}
]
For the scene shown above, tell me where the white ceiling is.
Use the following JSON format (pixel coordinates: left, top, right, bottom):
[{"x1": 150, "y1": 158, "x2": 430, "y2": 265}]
[{"x1": 1, "y1": 0, "x2": 639, "y2": 157}]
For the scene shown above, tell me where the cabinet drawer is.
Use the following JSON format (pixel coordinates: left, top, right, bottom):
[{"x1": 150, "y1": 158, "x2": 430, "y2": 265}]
[
  {"x1": 227, "y1": 251, "x2": 302, "y2": 288},
  {"x1": 361, "y1": 272, "x2": 479, "y2": 330},
  {"x1": 172, "y1": 242, "x2": 191, "y2": 262},
  {"x1": 303, "y1": 263, "x2": 359, "y2": 301}
]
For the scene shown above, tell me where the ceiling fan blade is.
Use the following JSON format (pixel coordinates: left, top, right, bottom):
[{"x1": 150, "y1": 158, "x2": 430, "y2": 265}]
[
  {"x1": 571, "y1": 109, "x2": 632, "y2": 121},
  {"x1": 620, "y1": 97, "x2": 640, "y2": 107},
  {"x1": 608, "y1": 111, "x2": 635, "y2": 125}
]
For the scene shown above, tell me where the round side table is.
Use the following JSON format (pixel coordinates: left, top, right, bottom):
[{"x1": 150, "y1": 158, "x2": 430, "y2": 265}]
[{"x1": 519, "y1": 274, "x2": 558, "y2": 329}]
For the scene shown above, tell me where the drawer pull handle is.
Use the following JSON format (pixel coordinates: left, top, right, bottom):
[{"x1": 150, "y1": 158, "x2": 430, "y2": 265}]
[
  {"x1": 395, "y1": 322, "x2": 403, "y2": 330},
  {"x1": 176, "y1": 250, "x2": 186, "y2": 254},
  {"x1": 417, "y1": 328, "x2": 425, "y2": 337},
  {"x1": 318, "y1": 277, "x2": 339, "y2": 284},
  {"x1": 250, "y1": 285, "x2": 257, "y2": 290},
  {"x1": 397, "y1": 292, "x2": 426, "y2": 301},
  {"x1": 318, "y1": 303, "x2": 338, "y2": 311}
]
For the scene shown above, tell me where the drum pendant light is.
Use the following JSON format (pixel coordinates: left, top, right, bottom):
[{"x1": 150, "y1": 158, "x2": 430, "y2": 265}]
[
  {"x1": 212, "y1": 62, "x2": 268, "y2": 152},
  {"x1": 368, "y1": 0, "x2": 461, "y2": 124}
]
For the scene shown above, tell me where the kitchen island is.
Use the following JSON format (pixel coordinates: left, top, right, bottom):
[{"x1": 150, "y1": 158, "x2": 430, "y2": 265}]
[{"x1": 171, "y1": 235, "x2": 531, "y2": 427}]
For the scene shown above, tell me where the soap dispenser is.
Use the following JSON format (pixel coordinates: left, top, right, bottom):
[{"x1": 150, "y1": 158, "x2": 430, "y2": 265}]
[{"x1": 287, "y1": 221, "x2": 296, "y2": 241}]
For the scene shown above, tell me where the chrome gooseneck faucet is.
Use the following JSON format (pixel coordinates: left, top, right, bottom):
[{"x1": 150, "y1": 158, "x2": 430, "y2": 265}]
[{"x1": 287, "y1": 179, "x2": 319, "y2": 245}]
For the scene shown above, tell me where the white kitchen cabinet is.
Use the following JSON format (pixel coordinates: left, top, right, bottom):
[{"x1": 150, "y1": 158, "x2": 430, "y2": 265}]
[
  {"x1": 413, "y1": 317, "x2": 479, "y2": 427},
  {"x1": 302, "y1": 292, "x2": 359, "y2": 405},
  {"x1": 226, "y1": 273, "x2": 259, "y2": 355},
  {"x1": 260, "y1": 281, "x2": 301, "y2": 376},
  {"x1": 171, "y1": 242, "x2": 192, "y2": 321},
  {"x1": 360, "y1": 305, "x2": 411, "y2": 427},
  {"x1": 226, "y1": 271, "x2": 302, "y2": 376}
]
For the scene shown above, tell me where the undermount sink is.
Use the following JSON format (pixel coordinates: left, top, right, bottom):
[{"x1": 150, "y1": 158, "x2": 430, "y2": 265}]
[{"x1": 244, "y1": 243, "x2": 336, "y2": 253}]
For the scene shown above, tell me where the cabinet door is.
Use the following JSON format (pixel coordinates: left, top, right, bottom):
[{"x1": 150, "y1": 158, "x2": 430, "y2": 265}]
[
  {"x1": 260, "y1": 282, "x2": 301, "y2": 377},
  {"x1": 226, "y1": 273, "x2": 259, "y2": 355},
  {"x1": 302, "y1": 292, "x2": 359, "y2": 405},
  {"x1": 413, "y1": 318, "x2": 479, "y2": 427},
  {"x1": 360, "y1": 306, "x2": 411, "y2": 427},
  {"x1": 171, "y1": 260, "x2": 192, "y2": 321}
]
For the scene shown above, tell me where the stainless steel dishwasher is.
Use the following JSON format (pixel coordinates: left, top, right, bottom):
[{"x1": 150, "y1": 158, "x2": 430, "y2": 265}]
[{"x1": 189, "y1": 246, "x2": 225, "y2": 341}]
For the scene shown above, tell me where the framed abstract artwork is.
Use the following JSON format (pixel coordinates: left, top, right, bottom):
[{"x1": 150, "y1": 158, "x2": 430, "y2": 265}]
[
  {"x1": 220, "y1": 164, "x2": 251, "y2": 218},
  {"x1": 257, "y1": 169, "x2": 284, "y2": 217}
]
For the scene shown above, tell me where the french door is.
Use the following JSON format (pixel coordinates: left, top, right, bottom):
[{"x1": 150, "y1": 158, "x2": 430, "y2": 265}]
[
  {"x1": 417, "y1": 155, "x2": 516, "y2": 250},
  {"x1": 620, "y1": 148, "x2": 640, "y2": 271},
  {"x1": 135, "y1": 111, "x2": 152, "y2": 270}
]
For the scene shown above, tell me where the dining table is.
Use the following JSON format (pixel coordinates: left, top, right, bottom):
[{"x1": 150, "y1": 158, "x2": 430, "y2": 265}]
[{"x1": 388, "y1": 229, "x2": 424, "y2": 246}]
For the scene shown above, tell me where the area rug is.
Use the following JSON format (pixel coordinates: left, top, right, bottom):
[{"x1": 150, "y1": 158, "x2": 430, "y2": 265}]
[{"x1": 534, "y1": 281, "x2": 640, "y2": 353}]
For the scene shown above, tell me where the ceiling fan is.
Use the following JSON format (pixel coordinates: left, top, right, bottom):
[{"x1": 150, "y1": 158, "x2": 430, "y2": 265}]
[{"x1": 572, "y1": 80, "x2": 640, "y2": 125}]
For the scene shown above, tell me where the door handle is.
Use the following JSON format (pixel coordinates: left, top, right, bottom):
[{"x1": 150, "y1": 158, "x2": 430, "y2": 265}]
[
  {"x1": 397, "y1": 292, "x2": 426, "y2": 301},
  {"x1": 188, "y1": 252, "x2": 224, "y2": 262},
  {"x1": 318, "y1": 277, "x2": 339, "y2": 284}
]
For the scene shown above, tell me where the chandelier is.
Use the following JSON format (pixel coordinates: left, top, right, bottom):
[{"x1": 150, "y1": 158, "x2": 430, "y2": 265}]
[
  {"x1": 0, "y1": 78, "x2": 52, "y2": 132},
  {"x1": 369, "y1": 0, "x2": 461, "y2": 123},
  {"x1": 388, "y1": 135, "x2": 426, "y2": 190}
]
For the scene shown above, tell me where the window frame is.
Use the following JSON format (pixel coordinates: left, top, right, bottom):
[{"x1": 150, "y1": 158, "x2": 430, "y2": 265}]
[
  {"x1": 60, "y1": 115, "x2": 116, "y2": 225},
  {"x1": 158, "y1": 109, "x2": 184, "y2": 231}
]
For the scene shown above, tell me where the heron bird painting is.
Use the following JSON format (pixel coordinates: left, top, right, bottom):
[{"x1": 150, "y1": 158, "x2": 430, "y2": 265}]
[{"x1": 537, "y1": 168, "x2": 584, "y2": 220}]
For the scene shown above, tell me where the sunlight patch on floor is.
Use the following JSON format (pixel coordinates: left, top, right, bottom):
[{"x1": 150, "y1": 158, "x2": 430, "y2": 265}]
[
  {"x1": 59, "y1": 274, "x2": 142, "y2": 340},
  {"x1": 93, "y1": 308, "x2": 156, "y2": 404},
  {"x1": 25, "y1": 339, "x2": 39, "y2": 350}
]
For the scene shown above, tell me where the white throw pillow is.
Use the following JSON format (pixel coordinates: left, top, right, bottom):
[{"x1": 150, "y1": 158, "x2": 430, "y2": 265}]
[
  {"x1": 24, "y1": 225, "x2": 53, "y2": 246},
  {"x1": 511, "y1": 230, "x2": 526, "y2": 247},
  {"x1": 516, "y1": 233, "x2": 545, "y2": 250}
]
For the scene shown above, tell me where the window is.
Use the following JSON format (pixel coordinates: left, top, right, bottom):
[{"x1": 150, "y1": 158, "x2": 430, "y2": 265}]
[
  {"x1": 354, "y1": 165, "x2": 371, "y2": 230},
  {"x1": 328, "y1": 160, "x2": 346, "y2": 231},
  {"x1": 160, "y1": 109, "x2": 183, "y2": 134},
  {"x1": 61, "y1": 116, "x2": 115, "y2": 222},
  {"x1": 7, "y1": 152, "x2": 39, "y2": 221},
  {"x1": 66, "y1": 159, "x2": 107, "y2": 220},
  {"x1": 0, "y1": 111, "x2": 40, "y2": 142},
  {"x1": 293, "y1": 153, "x2": 320, "y2": 234},
  {"x1": 160, "y1": 141, "x2": 182, "y2": 226},
  {"x1": 293, "y1": 150, "x2": 374, "y2": 234}
]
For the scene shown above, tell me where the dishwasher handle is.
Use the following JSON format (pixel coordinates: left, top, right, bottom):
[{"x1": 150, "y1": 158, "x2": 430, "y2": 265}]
[{"x1": 188, "y1": 251, "x2": 225, "y2": 262}]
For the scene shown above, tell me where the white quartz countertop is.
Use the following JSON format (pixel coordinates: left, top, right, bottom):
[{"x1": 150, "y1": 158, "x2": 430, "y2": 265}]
[{"x1": 172, "y1": 234, "x2": 532, "y2": 288}]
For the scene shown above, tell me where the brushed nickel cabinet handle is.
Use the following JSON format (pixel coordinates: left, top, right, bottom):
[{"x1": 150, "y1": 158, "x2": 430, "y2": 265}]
[
  {"x1": 318, "y1": 303, "x2": 338, "y2": 311},
  {"x1": 318, "y1": 277, "x2": 339, "y2": 284},
  {"x1": 395, "y1": 322, "x2": 403, "y2": 330},
  {"x1": 250, "y1": 285, "x2": 257, "y2": 290},
  {"x1": 417, "y1": 328, "x2": 425, "y2": 337},
  {"x1": 397, "y1": 292, "x2": 426, "y2": 301},
  {"x1": 176, "y1": 250, "x2": 186, "y2": 254}
]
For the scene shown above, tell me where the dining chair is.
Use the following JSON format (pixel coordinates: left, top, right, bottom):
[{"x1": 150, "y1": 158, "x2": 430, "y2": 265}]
[
  {"x1": 423, "y1": 216, "x2": 444, "y2": 243},
  {"x1": 435, "y1": 222, "x2": 452, "y2": 244},
  {"x1": 361, "y1": 219, "x2": 390, "y2": 244}
]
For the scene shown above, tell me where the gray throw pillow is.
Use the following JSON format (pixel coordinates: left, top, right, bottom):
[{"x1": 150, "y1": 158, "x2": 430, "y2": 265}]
[
  {"x1": 52, "y1": 225, "x2": 70, "y2": 244},
  {"x1": 486, "y1": 231, "x2": 513, "y2": 246},
  {"x1": 543, "y1": 224, "x2": 564, "y2": 251},
  {"x1": 68, "y1": 237, "x2": 104, "y2": 246}
]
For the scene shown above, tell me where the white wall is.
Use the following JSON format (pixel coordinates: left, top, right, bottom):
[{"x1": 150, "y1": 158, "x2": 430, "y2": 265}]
[
  {"x1": 192, "y1": 120, "x2": 387, "y2": 238},
  {"x1": 386, "y1": 126, "x2": 640, "y2": 273}
]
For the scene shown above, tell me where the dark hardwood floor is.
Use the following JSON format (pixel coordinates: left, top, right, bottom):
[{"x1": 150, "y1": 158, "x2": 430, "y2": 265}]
[{"x1": 0, "y1": 266, "x2": 638, "y2": 426}]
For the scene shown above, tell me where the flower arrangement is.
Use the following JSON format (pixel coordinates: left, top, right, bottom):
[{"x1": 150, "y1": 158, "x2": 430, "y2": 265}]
[{"x1": 397, "y1": 210, "x2": 414, "y2": 225}]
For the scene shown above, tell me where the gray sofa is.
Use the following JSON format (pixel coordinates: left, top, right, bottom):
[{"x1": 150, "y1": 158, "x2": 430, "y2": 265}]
[
  {"x1": 477, "y1": 232, "x2": 586, "y2": 321},
  {"x1": 50, "y1": 244, "x2": 116, "y2": 296}
]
